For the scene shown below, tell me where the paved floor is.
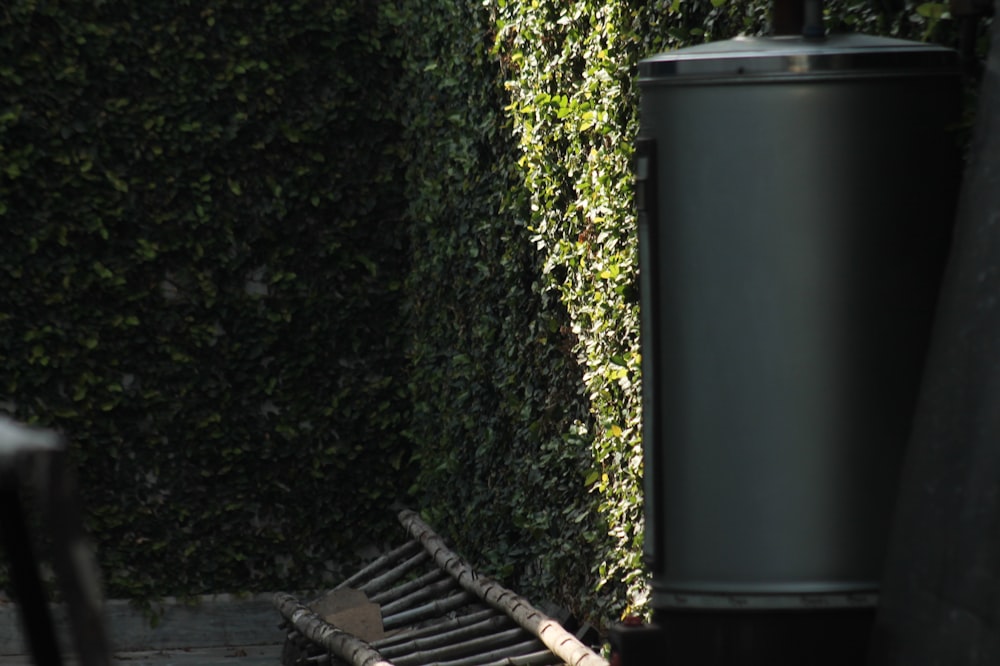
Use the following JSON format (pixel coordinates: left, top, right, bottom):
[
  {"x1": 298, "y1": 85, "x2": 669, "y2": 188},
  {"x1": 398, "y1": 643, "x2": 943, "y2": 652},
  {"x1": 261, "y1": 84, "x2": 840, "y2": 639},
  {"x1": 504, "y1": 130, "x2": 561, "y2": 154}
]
[
  {"x1": 3, "y1": 644, "x2": 283, "y2": 666},
  {"x1": 1, "y1": 594, "x2": 289, "y2": 666}
]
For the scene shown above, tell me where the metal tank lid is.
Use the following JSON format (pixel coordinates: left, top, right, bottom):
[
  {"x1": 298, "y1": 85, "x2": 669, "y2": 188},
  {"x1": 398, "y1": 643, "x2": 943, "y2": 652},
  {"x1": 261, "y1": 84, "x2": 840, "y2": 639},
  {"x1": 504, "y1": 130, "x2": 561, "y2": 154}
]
[{"x1": 639, "y1": 33, "x2": 958, "y2": 83}]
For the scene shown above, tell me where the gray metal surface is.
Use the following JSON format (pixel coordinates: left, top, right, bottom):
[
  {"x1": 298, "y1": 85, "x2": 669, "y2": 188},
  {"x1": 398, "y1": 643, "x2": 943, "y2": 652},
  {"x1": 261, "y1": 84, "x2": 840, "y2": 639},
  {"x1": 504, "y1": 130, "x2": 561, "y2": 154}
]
[
  {"x1": 639, "y1": 33, "x2": 957, "y2": 81},
  {"x1": 637, "y1": 35, "x2": 961, "y2": 609}
]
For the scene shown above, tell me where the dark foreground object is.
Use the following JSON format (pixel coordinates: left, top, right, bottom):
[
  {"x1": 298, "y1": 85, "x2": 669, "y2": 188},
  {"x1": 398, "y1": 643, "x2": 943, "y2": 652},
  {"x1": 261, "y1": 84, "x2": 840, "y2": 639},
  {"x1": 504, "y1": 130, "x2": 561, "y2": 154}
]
[
  {"x1": 870, "y1": 3, "x2": 1000, "y2": 664},
  {"x1": 629, "y1": 13, "x2": 967, "y2": 666},
  {"x1": 611, "y1": 609, "x2": 875, "y2": 666},
  {"x1": 0, "y1": 418, "x2": 111, "y2": 666}
]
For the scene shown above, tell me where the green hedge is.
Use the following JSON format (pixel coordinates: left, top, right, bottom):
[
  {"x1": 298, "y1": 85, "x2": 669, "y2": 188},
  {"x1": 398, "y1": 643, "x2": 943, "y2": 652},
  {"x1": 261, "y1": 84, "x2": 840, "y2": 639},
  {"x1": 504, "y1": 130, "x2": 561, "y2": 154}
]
[
  {"x1": 396, "y1": 0, "x2": 603, "y2": 619},
  {"x1": 0, "y1": 0, "x2": 412, "y2": 600},
  {"x1": 472, "y1": 0, "x2": 968, "y2": 622},
  {"x1": 0, "y1": 0, "x2": 972, "y2": 626},
  {"x1": 486, "y1": 0, "x2": 775, "y2": 622},
  {"x1": 398, "y1": 0, "x2": 778, "y2": 622}
]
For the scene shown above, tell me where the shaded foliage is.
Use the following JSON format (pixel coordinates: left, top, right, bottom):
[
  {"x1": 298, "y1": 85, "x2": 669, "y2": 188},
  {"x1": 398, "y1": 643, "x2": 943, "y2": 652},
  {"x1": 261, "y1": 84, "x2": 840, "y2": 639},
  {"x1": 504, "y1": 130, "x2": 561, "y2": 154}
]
[
  {"x1": 0, "y1": 0, "x2": 412, "y2": 599},
  {"x1": 0, "y1": 0, "x2": 980, "y2": 626},
  {"x1": 395, "y1": 0, "x2": 600, "y2": 621}
]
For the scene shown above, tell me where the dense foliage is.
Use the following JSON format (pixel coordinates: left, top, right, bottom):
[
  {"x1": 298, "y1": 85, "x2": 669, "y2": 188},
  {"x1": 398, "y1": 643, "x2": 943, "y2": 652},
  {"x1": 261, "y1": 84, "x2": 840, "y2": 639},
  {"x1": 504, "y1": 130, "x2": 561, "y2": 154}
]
[
  {"x1": 395, "y1": 0, "x2": 602, "y2": 620},
  {"x1": 0, "y1": 0, "x2": 413, "y2": 600},
  {"x1": 0, "y1": 0, "x2": 979, "y2": 626},
  {"x1": 487, "y1": 0, "x2": 776, "y2": 622},
  {"x1": 476, "y1": 0, "x2": 975, "y2": 623}
]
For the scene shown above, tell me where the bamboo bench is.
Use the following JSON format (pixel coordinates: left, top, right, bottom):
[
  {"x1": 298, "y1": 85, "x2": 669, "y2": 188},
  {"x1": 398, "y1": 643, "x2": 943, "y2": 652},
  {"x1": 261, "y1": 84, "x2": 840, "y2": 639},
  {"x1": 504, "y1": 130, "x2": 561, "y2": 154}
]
[{"x1": 274, "y1": 509, "x2": 608, "y2": 666}]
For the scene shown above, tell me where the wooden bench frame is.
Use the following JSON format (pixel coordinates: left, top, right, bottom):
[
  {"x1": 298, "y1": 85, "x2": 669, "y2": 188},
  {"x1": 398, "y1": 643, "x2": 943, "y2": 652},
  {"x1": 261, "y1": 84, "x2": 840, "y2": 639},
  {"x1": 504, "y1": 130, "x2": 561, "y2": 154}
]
[{"x1": 275, "y1": 510, "x2": 607, "y2": 666}]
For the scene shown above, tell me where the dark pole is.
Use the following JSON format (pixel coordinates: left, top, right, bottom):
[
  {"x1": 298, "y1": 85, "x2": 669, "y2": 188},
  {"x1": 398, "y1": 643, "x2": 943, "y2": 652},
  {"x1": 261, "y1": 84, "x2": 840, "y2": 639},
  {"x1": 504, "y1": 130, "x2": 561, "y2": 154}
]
[
  {"x1": 772, "y1": 0, "x2": 825, "y2": 37},
  {"x1": 0, "y1": 468, "x2": 64, "y2": 666},
  {"x1": 870, "y1": 6, "x2": 1000, "y2": 663},
  {"x1": 772, "y1": 0, "x2": 805, "y2": 35}
]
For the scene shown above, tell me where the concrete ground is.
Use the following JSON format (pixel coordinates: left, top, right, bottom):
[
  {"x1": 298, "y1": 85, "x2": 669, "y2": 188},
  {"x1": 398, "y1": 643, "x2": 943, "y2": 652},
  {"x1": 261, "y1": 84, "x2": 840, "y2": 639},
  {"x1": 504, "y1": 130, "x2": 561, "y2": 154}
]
[
  {"x1": 1, "y1": 594, "x2": 288, "y2": 666},
  {"x1": 3, "y1": 644, "x2": 282, "y2": 666}
]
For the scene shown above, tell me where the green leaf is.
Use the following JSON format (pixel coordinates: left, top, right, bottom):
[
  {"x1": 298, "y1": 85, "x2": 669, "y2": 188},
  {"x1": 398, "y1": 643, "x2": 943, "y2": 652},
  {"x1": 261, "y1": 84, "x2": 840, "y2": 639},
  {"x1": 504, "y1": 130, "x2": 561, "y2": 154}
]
[
  {"x1": 915, "y1": 2, "x2": 948, "y2": 18},
  {"x1": 105, "y1": 171, "x2": 129, "y2": 192}
]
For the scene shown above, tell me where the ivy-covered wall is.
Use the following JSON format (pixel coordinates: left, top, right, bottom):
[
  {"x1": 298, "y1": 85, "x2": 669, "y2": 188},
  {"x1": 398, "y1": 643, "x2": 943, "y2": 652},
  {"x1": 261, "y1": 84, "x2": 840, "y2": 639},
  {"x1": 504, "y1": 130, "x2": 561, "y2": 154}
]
[
  {"x1": 397, "y1": 0, "x2": 603, "y2": 622},
  {"x1": 0, "y1": 0, "x2": 413, "y2": 600},
  {"x1": 395, "y1": 0, "x2": 775, "y2": 624},
  {"x1": 0, "y1": 0, "x2": 972, "y2": 627},
  {"x1": 415, "y1": 0, "x2": 968, "y2": 620},
  {"x1": 485, "y1": 0, "x2": 774, "y2": 622}
]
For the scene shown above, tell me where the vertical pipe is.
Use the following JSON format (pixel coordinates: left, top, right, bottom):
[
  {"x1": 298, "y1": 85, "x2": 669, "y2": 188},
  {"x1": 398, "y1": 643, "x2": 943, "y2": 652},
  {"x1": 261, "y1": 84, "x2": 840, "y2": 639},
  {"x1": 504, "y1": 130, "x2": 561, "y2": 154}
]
[
  {"x1": 773, "y1": 0, "x2": 825, "y2": 38},
  {"x1": 772, "y1": 0, "x2": 804, "y2": 35},
  {"x1": 803, "y1": 0, "x2": 826, "y2": 38}
]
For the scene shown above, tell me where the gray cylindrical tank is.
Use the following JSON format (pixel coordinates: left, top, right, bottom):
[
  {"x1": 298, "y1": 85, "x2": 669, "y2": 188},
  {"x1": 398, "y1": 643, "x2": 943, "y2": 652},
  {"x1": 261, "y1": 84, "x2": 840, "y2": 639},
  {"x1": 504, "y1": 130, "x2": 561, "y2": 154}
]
[{"x1": 637, "y1": 34, "x2": 961, "y2": 612}]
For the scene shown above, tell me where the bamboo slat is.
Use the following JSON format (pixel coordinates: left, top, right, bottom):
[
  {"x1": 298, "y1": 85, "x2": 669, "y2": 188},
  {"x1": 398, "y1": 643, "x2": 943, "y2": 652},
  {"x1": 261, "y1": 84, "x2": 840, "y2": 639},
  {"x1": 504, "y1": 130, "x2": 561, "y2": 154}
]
[
  {"x1": 360, "y1": 551, "x2": 431, "y2": 596},
  {"x1": 390, "y1": 627, "x2": 531, "y2": 666},
  {"x1": 371, "y1": 608, "x2": 502, "y2": 649},
  {"x1": 274, "y1": 593, "x2": 390, "y2": 666},
  {"x1": 475, "y1": 650, "x2": 563, "y2": 666},
  {"x1": 421, "y1": 639, "x2": 548, "y2": 666},
  {"x1": 398, "y1": 509, "x2": 608, "y2": 666},
  {"x1": 278, "y1": 509, "x2": 608, "y2": 666},
  {"x1": 370, "y1": 569, "x2": 450, "y2": 606},
  {"x1": 333, "y1": 541, "x2": 424, "y2": 592},
  {"x1": 376, "y1": 614, "x2": 515, "y2": 658},
  {"x1": 381, "y1": 592, "x2": 478, "y2": 631},
  {"x1": 379, "y1": 577, "x2": 460, "y2": 616}
]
